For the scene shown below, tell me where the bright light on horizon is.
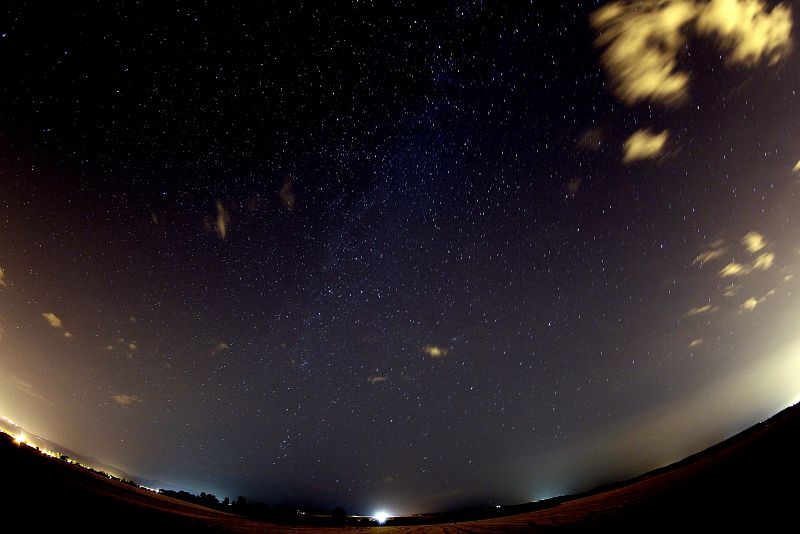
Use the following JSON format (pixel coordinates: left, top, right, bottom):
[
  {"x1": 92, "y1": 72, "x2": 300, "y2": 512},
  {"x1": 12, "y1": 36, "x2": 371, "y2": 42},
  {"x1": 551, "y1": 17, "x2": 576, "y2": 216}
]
[
  {"x1": 373, "y1": 511, "x2": 390, "y2": 524},
  {"x1": 14, "y1": 433, "x2": 27, "y2": 445}
]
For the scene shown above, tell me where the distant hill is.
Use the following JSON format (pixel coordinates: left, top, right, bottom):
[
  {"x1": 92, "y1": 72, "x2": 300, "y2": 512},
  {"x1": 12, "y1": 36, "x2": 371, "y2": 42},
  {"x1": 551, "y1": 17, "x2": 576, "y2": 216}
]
[
  {"x1": 0, "y1": 416, "x2": 146, "y2": 483},
  {"x1": 2, "y1": 403, "x2": 800, "y2": 532}
]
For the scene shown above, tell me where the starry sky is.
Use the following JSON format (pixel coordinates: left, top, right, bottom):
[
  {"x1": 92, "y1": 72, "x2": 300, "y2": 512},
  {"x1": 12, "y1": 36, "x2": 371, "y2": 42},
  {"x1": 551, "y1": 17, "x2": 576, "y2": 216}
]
[{"x1": 2, "y1": 0, "x2": 800, "y2": 516}]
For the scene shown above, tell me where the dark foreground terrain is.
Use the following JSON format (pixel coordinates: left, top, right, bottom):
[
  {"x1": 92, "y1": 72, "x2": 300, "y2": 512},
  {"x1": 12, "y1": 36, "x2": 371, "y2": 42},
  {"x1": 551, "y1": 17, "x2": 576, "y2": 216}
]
[{"x1": 2, "y1": 403, "x2": 800, "y2": 532}]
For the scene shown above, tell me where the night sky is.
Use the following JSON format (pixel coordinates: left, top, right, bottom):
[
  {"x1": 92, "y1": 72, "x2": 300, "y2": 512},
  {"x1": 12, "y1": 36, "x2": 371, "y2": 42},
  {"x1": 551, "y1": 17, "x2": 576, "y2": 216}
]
[{"x1": 2, "y1": 0, "x2": 800, "y2": 516}]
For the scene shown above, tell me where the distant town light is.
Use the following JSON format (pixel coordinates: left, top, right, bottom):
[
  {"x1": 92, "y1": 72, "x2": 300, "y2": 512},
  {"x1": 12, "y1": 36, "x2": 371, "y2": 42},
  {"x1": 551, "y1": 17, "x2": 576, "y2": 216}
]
[
  {"x1": 14, "y1": 433, "x2": 27, "y2": 445},
  {"x1": 373, "y1": 511, "x2": 389, "y2": 524}
]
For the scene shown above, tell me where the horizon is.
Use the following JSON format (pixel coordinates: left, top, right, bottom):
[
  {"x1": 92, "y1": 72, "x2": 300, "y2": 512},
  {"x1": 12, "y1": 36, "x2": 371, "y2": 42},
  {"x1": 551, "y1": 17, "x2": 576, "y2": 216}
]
[
  {"x1": 4, "y1": 398, "x2": 800, "y2": 518},
  {"x1": 2, "y1": 0, "x2": 800, "y2": 516}
]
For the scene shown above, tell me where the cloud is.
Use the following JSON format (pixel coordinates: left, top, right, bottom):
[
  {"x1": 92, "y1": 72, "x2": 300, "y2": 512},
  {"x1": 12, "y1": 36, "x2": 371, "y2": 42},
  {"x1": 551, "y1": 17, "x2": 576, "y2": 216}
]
[
  {"x1": 693, "y1": 248, "x2": 727, "y2": 265},
  {"x1": 719, "y1": 253, "x2": 773, "y2": 277},
  {"x1": 566, "y1": 178, "x2": 582, "y2": 194},
  {"x1": 739, "y1": 297, "x2": 760, "y2": 312},
  {"x1": 212, "y1": 342, "x2": 230, "y2": 354},
  {"x1": 112, "y1": 394, "x2": 142, "y2": 406},
  {"x1": 215, "y1": 200, "x2": 229, "y2": 240},
  {"x1": 722, "y1": 284, "x2": 740, "y2": 297},
  {"x1": 367, "y1": 375, "x2": 387, "y2": 384},
  {"x1": 622, "y1": 129, "x2": 669, "y2": 163},
  {"x1": 742, "y1": 231, "x2": 767, "y2": 253},
  {"x1": 6, "y1": 375, "x2": 54, "y2": 406},
  {"x1": 751, "y1": 252, "x2": 775, "y2": 270},
  {"x1": 685, "y1": 304, "x2": 719, "y2": 316},
  {"x1": 719, "y1": 262, "x2": 747, "y2": 277},
  {"x1": 739, "y1": 289, "x2": 776, "y2": 313},
  {"x1": 423, "y1": 345, "x2": 449, "y2": 358},
  {"x1": 591, "y1": 0, "x2": 697, "y2": 105},
  {"x1": 793, "y1": 160, "x2": 800, "y2": 173},
  {"x1": 577, "y1": 127, "x2": 605, "y2": 151},
  {"x1": 0, "y1": 266, "x2": 6, "y2": 288},
  {"x1": 64, "y1": 331, "x2": 73, "y2": 339},
  {"x1": 689, "y1": 339, "x2": 703, "y2": 347},
  {"x1": 279, "y1": 176, "x2": 295, "y2": 209},
  {"x1": 695, "y1": 0, "x2": 793, "y2": 66},
  {"x1": 41, "y1": 312, "x2": 63, "y2": 329},
  {"x1": 591, "y1": 0, "x2": 793, "y2": 106}
]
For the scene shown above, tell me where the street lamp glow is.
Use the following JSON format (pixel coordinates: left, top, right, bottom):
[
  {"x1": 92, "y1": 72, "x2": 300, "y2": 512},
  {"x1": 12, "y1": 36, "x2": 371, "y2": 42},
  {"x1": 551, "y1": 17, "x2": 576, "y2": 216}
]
[{"x1": 373, "y1": 511, "x2": 389, "y2": 524}]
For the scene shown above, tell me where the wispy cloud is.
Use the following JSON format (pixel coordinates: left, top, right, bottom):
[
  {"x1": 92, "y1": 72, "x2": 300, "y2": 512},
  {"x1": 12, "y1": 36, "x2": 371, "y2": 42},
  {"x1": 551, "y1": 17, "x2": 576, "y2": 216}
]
[
  {"x1": 6, "y1": 375, "x2": 54, "y2": 406},
  {"x1": 279, "y1": 176, "x2": 296, "y2": 209},
  {"x1": 622, "y1": 129, "x2": 669, "y2": 163},
  {"x1": 591, "y1": 0, "x2": 792, "y2": 106},
  {"x1": 577, "y1": 127, "x2": 604, "y2": 151},
  {"x1": 215, "y1": 200, "x2": 229, "y2": 240},
  {"x1": 423, "y1": 345, "x2": 449, "y2": 358},
  {"x1": 212, "y1": 342, "x2": 230, "y2": 354},
  {"x1": 742, "y1": 231, "x2": 767, "y2": 253},
  {"x1": 112, "y1": 394, "x2": 142, "y2": 406},
  {"x1": 41, "y1": 312, "x2": 63, "y2": 329},
  {"x1": 739, "y1": 289, "x2": 776, "y2": 313},
  {"x1": 719, "y1": 262, "x2": 747, "y2": 277},
  {"x1": 752, "y1": 252, "x2": 775, "y2": 270},
  {"x1": 685, "y1": 304, "x2": 719, "y2": 317},
  {"x1": 689, "y1": 339, "x2": 703, "y2": 347},
  {"x1": 722, "y1": 284, "x2": 740, "y2": 297},
  {"x1": 0, "y1": 266, "x2": 6, "y2": 289},
  {"x1": 367, "y1": 375, "x2": 387, "y2": 384},
  {"x1": 693, "y1": 247, "x2": 727, "y2": 266},
  {"x1": 719, "y1": 252, "x2": 774, "y2": 277}
]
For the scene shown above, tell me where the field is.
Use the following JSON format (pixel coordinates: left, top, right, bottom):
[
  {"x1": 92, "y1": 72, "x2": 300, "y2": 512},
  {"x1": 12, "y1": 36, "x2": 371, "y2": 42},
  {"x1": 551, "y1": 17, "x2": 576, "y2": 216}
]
[{"x1": 2, "y1": 403, "x2": 798, "y2": 532}]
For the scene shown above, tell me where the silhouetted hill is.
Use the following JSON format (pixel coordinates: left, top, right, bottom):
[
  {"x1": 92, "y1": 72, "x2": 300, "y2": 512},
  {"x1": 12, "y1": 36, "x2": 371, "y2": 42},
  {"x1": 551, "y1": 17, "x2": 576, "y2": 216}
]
[{"x1": 2, "y1": 402, "x2": 800, "y2": 532}]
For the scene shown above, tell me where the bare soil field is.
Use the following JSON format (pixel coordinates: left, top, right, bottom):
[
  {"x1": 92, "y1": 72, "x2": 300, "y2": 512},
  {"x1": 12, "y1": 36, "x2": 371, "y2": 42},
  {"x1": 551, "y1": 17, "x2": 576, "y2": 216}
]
[{"x1": 2, "y1": 403, "x2": 798, "y2": 532}]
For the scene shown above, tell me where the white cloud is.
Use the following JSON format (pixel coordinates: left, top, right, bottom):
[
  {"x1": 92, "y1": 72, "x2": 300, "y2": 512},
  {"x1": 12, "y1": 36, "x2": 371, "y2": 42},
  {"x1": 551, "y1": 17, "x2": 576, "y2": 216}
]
[
  {"x1": 689, "y1": 339, "x2": 703, "y2": 347},
  {"x1": 41, "y1": 312, "x2": 63, "y2": 329},
  {"x1": 793, "y1": 160, "x2": 800, "y2": 173},
  {"x1": 591, "y1": 0, "x2": 793, "y2": 106},
  {"x1": 622, "y1": 129, "x2": 669, "y2": 163},
  {"x1": 112, "y1": 394, "x2": 141, "y2": 406},
  {"x1": 367, "y1": 375, "x2": 387, "y2": 384},
  {"x1": 0, "y1": 266, "x2": 6, "y2": 289}
]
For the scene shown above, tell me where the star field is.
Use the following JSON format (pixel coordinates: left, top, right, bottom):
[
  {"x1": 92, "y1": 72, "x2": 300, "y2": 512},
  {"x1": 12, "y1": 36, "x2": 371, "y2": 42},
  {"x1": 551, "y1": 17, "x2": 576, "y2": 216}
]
[{"x1": 1, "y1": 0, "x2": 800, "y2": 515}]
